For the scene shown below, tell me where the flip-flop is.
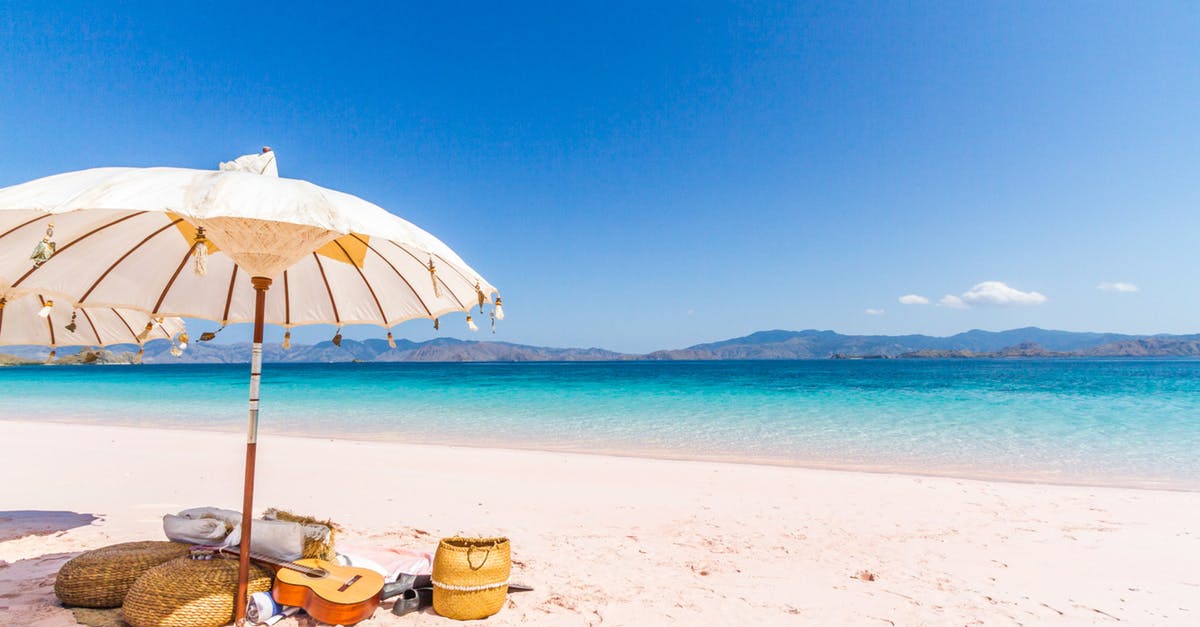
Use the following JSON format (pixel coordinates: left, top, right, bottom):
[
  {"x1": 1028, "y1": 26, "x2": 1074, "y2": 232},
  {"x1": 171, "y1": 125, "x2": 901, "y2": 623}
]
[{"x1": 391, "y1": 587, "x2": 434, "y2": 616}]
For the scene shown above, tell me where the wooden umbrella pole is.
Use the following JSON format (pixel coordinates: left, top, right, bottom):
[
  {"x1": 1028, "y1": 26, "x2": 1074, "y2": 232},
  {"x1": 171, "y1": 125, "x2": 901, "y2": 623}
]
[{"x1": 235, "y1": 276, "x2": 272, "y2": 626}]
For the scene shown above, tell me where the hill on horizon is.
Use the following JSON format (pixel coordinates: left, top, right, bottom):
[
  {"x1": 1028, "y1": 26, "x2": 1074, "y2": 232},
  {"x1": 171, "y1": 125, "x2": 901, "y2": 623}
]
[{"x1": 2, "y1": 326, "x2": 1199, "y2": 365}]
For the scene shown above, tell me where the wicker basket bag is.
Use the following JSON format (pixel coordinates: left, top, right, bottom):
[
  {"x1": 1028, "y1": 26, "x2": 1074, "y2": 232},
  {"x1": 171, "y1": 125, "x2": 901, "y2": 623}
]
[
  {"x1": 121, "y1": 556, "x2": 272, "y2": 627},
  {"x1": 54, "y1": 541, "x2": 193, "y2": 608},
  {"x1": 432, "y1": 537, "x2": 511, "y2": 620}
]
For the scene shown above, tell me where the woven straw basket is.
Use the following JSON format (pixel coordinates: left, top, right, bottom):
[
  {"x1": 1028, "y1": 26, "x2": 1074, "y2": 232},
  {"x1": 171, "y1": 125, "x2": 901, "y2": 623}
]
[
  {"x1": 432, "y1": 536, "x2": 511, "y2": 621},
  {"x1": 54, "y1": 541, "x2": 193, "y2": 608},
  {"x1": 122, "y1": 556, "x2": 272, "y2": 627}
]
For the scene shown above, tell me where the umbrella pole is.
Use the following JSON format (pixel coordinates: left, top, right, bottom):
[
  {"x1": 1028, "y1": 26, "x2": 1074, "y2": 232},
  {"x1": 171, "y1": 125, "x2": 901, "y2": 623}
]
[{"x1": 235, "y1": 277, "x2": 272, "y2": 626}]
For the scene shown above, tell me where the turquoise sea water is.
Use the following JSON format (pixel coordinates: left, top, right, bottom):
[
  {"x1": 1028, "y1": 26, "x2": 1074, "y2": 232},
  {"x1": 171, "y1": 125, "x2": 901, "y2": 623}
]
[{"x1": 1, "y1": 359, "x2": 1197, "y2": 490}]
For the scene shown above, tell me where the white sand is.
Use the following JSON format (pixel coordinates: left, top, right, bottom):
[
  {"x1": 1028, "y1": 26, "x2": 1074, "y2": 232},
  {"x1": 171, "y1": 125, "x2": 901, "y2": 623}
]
[{"x1": 1, "y1": 420, "x2": 1197, "y2": 626}]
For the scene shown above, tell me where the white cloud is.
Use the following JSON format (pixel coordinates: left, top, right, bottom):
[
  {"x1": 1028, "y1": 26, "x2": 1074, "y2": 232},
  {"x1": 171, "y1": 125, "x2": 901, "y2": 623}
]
[
  {"x1": 960, "y1": 281, "x2": 1047, "y2": 306},
  {"x1": 1097, "y1": 281, "x2": 1138, "y2": 293},
  {"x1": 898, "y1": 294, "x2": 931, "y2": 305},
  {"x1": 864, "y1": 308, "x2": 885, "y2": 316},
  {"x1": 938, "y1": 294, "x2": 968, "y2": 309}
]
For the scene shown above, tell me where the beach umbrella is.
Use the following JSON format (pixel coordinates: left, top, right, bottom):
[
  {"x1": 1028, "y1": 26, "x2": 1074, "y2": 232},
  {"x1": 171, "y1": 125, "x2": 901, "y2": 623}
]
[
  {"x1": 0, "y1": 289, "x2": 186, "y2": 361},
  {"x1": 0, "y1": 152, "x2": 500, "y2": 621}
]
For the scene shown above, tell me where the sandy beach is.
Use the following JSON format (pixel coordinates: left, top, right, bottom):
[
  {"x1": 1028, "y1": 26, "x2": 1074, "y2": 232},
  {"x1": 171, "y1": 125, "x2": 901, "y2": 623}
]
[{"x1": 1, "y1": 420, "x2": 1197, "y2": 626}]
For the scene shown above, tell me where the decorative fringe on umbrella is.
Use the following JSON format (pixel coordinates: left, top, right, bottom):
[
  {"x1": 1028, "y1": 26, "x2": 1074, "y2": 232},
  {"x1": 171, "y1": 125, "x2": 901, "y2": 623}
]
[
  {"x1": 177, "y1": 333, "x2": 189, "y2": 350},
  {"x1": 30, "y1": 223, "x2": 56, "y2": 267},
  {"x1": 428, "y1": 258, "x2": 441, "y2": 298},
  {"x1": 493, "y1": 296, "x2": 504, "y2": 320},
  {"x1": 490, "y1": 310, "x2": 496, "y2": 334},
  {"x1": 476, "y1": 282, "x2": 486, "y2": 313},
  {"x1": 192, "y1": 226, "x2": 209, "y2": 276},
  {"x1": 387, "y1": 331, "x2": 396, "y2": 349},
  {"x1": 282, "y1": 330, "x2": 291, "y2": 350},
  {"x1": 45, "y1": 349, "x2": 56, "y2": 364},
  {"x1": 332, "y1": 328, "x2": 343, "y2": 347},
  {"x1": 198, "y1": 325, "x2": 225, "y2": 342},
  {"x1": 65, "y1": 311, "x2": 78, "y2": 333},
  {"x1": 135, "y1": 347, "x2": 144, "y2": 364},
  {"x1": 433, "y1": 317, "x2": 439, "y2": 331},
  {"x1": 37, "y1": 300, "x2": 53, "y2": 318},
  {"x1": 136, "y1": 322, "x2": 153, "y2": 342},
  {"x1": 466, "y1": 316, "x2": 478, "y2": 332}
]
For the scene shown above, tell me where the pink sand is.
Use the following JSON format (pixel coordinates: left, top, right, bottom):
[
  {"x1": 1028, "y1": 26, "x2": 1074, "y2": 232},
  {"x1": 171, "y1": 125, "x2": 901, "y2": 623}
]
[{"x1": 1, "y1": 420, "x2": 1197, "y2": 625}]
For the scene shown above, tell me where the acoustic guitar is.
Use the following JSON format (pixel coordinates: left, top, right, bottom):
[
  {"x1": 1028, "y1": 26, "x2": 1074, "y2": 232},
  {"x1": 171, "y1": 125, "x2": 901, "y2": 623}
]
[{"x1": 191, "y1": 546, "x2": 387, "y2": 625}]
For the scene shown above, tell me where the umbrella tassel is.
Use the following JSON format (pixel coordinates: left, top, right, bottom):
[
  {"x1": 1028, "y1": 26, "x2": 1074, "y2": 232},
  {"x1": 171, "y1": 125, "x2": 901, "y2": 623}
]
[
  {"x1": 198, "y1": 325, "x2": 225, "y2": 342},
  {"x1": 490, "y1": 309, "x2": 496, "y2": 334},
  {"x1": 332, "y1": 328, "x2": 343, "y2": 347},
  {"x1": 387, "y1": 331, "x2": 396, "y2": 349},
  {"x1": 493, "y1": 296, "x2": 504, "y2": 321},
  {"x1": 192, "y1": 226, "x2": 209, "y2": 276},
  {"x1": 467, "y1": 315, "x2": 478, "y2": 332},
  {"x1": 135, "y1": 347, "x2": 144, "y2": 364},
  {"x1": 45, "y1": 349, "x2": 56, "y2": 364},
  {"x1": 282, "y1": 330, "x2": 291, "y2": 350},
  {"x1": 30, "y1": 222, "x2": 56, "y2": 268},
  {"x1": 433, "y1": 317, "x2": 439, "y2": 331},
  {"x1": 476, "y1": 282, "x2": 486, "y2": 313},
  {"x1": 178, "y1": 332, "x2": 189, "y2": 351},
  {"x1": 428, "y1": 258, "x2": 441, "y2": 298},
  {"x1": 37, "y1": 300, "x2": 53, "y2": 318},
  {"x1": 65, "y1": 311, "x2": 78, "y2": 333},
  {"x1": 136, "y1": 322, "x2": 153, "y2": 343}
]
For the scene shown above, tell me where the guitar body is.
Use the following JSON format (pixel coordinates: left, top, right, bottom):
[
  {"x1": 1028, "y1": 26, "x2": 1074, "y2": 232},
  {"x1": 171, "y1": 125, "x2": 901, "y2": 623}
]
[{"x1": 272, "y1": 559, "x2": 386, "y2": 625}]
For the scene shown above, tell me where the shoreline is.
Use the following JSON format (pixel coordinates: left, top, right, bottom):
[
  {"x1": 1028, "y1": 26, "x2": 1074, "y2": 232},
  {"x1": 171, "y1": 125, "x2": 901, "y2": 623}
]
[
  {"x1": 2, "y1": 420, "x2": 1199, "y2": 624},
  {"x1": 2, "y1": 416, "x2": 1195, "y2": 493}
]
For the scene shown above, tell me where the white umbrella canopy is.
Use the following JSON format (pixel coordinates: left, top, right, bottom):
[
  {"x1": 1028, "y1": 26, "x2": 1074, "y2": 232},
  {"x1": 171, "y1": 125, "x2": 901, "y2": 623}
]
[
  {"x1": 0, "y1": 156, "x2": 501, "y2": 622},
  {"x1": 0, "y1": 290, "x2": 185, "y2": 352},
  {"x1": 0, "y1": 167, "x2": 497, "y2": 329}
]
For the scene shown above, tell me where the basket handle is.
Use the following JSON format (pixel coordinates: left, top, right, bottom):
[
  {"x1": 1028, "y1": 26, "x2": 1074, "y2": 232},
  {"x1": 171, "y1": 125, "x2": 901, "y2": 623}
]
[{"x1": 466, "y1": 545, "x2": 491, "y2": 570}]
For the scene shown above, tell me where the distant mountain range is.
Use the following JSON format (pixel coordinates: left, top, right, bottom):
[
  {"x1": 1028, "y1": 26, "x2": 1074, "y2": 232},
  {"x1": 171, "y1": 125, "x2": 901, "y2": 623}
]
[{"x1": 1, "y1": 327, "x2": 1198, "y2": 365}]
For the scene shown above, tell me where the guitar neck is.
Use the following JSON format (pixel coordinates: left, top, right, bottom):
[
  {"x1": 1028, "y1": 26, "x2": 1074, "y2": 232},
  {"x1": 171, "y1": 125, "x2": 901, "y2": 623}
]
[{"x1": 210, "y1": 545, "x2": 327, "y2": 578}]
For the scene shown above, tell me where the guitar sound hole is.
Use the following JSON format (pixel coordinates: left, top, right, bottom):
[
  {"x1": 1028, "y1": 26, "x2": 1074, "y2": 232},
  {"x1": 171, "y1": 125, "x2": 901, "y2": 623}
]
[{"x1": 304, "y1": 568, "x2": 328, "y2": 579}]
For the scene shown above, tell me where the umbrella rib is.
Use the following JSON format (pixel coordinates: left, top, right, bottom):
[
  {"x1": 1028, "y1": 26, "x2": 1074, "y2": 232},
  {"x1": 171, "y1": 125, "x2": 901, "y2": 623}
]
[
  {"x1": 111, "y1": 307, "x2": 137, "y2": 340},
  {"x1": 352, "y1": 236, "x2": 432, "y2": 317},
  {"x1": 283, "y1": 270, "x2": 290, "y2": 325},
  {"x1": 385, "y1": 241, "x2": 468, "y2": 309},
  {"x1": 222, "y1": 264, "x2": 239, "y2": 323},
  {"x1": 12, "y1": 212, "x2": 148, "y2": 290},
  {"x1": 79, "y1": 308, "x2": 102, "y2": 345},
  {"x1": 78, "y1": 218, "x2": 185, "y2": 303},
  {"x1": 0, "y1": 213, "x2": 52, "y2": 243},
  {"x1": 331, "y1": 239, "x2": 387, "y2": 324},
  {"x1": 311, "y1": 253, "x2": 341, "y2": 323},
  {"x1": 40, "y1": 295, "x2": 56, "y2": 346},
  {"x1": 152, "y1": 245, "x2": 196, "y2": 314}
]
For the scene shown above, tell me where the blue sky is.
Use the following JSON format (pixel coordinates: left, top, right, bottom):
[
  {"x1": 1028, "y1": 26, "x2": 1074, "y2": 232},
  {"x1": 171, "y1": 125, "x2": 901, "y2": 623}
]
[{"x1": 1, "y1": 2, "x2": 1197, "y2": 353}]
